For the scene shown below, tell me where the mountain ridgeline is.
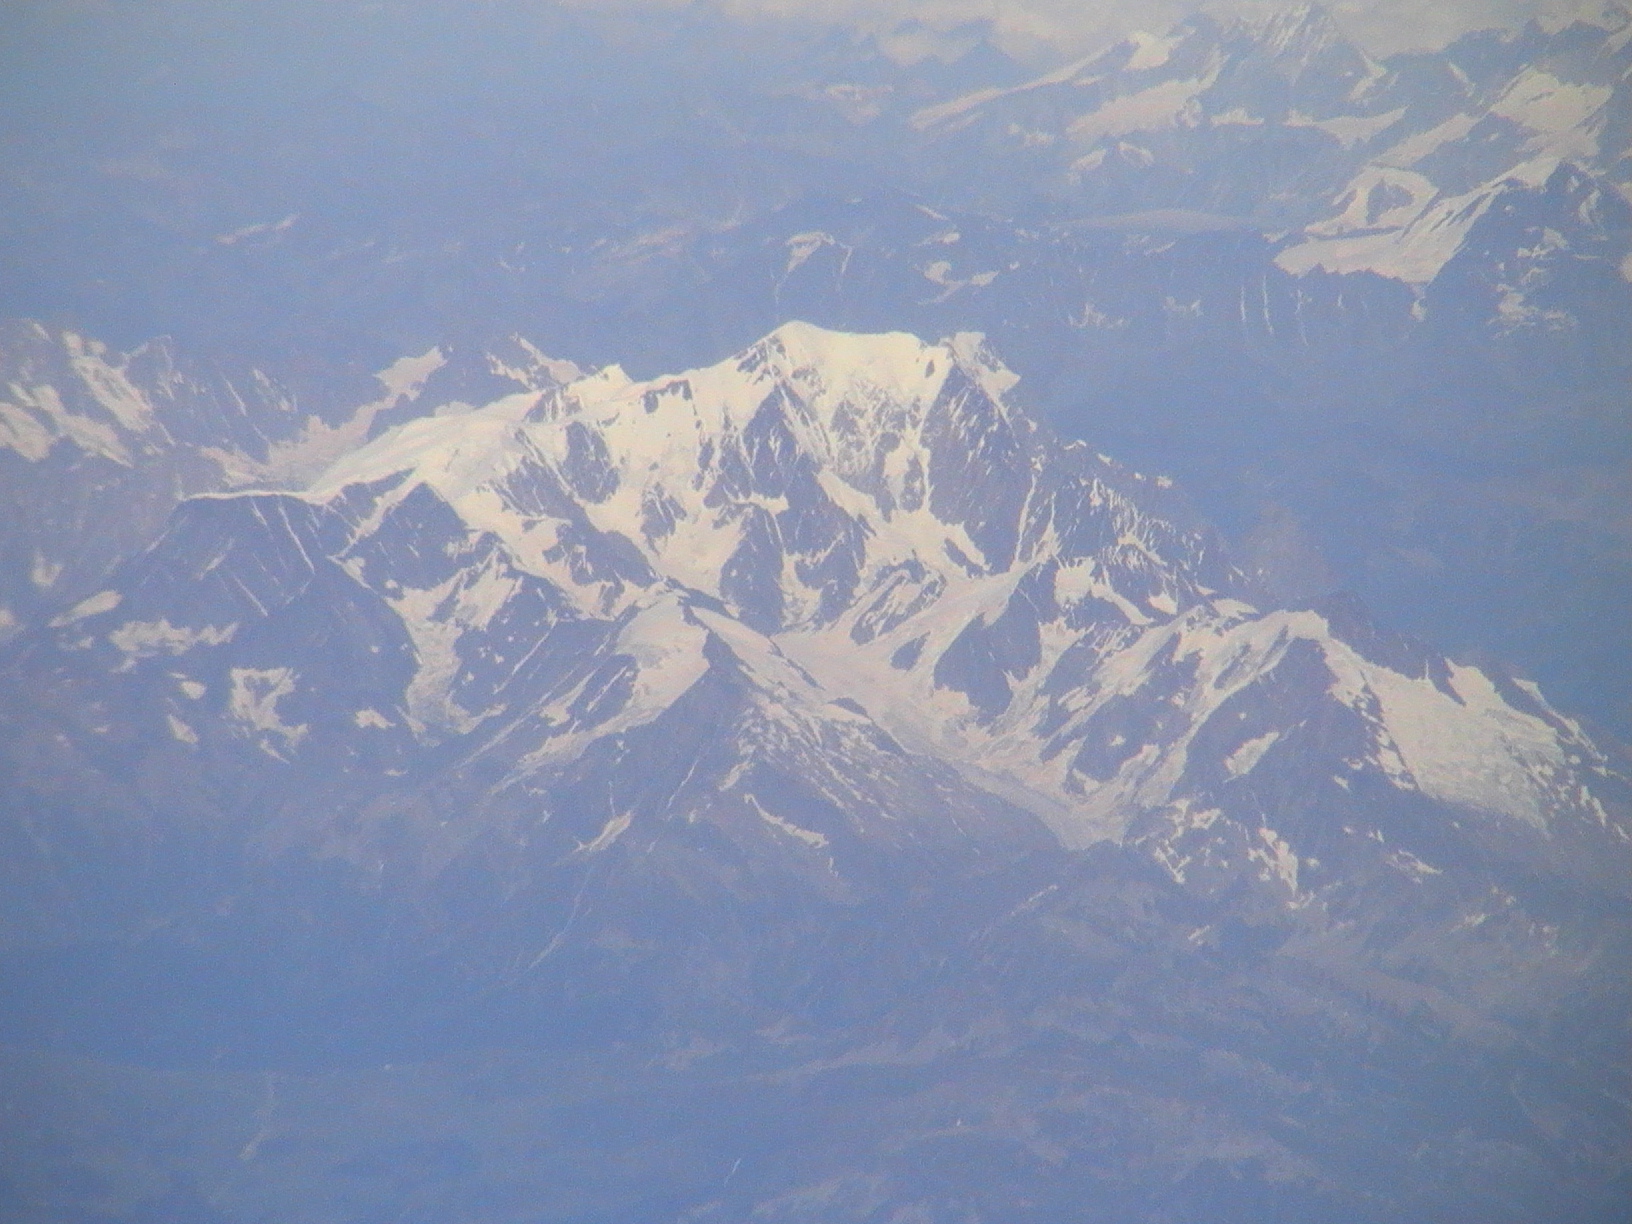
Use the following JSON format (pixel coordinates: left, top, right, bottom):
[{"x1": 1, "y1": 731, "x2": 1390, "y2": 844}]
[
  {"x1": 5, "y1": 3, "x2": 1630, "y2": 733},
  {"x1": 1, "y1": 323, "x2": 1627, "y2": 1223}
]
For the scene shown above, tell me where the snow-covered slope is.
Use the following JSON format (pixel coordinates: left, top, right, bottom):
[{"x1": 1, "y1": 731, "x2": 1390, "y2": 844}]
[
  {"x1": 9, "y1": 323, "x2": 1624, "y2": 922},
  {"x1": 909, "y1": 4, "x2": 1631, "y2": 288},
  {"x1": 3, "y1": 322, "x2": 1628, "y2": 1220},
  {"x1": 306, "y1": 322, "x2": 1622, "y2": 848},
  {"x1": 0, "y1": 323, "x2": 577, "y2": 646}
]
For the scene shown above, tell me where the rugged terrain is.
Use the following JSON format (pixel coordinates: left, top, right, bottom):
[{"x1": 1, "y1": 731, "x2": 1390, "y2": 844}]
[
  {"x1": 1, "y1": 4, "x2": 1628, "y2": 1219},
  {"x1": 1, "y1": 322, "x2": 1627, "y2": 1222},
  {"x1": 6, "y1": 2, "x2": 1629, "y2": 730}
]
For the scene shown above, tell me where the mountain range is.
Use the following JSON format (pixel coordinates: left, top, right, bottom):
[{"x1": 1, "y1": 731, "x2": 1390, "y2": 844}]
[
  {"x1": 6, "y1": 1, "x2": 1627, "y2": 734},
  {"x1": 1, "y1": 320, "x2": 1627, "y2": 1222},
  {"x1": 1, "y1": 3, "x2": 1628, "y2": 1220}
]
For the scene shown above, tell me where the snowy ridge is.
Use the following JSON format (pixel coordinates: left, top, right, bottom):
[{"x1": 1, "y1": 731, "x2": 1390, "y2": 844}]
[
  {"x1": 322, "y1": 321, "x2": 1215, "y2": 620},
  {"x1": 43, "y1": 322, "x2": 1624, "y2": 907},
  {"x1": 903, "y1": 4, "x2": 1630, "y2": 288},
  {"x1": 0, "y1": 322, "x2": 588, "y2": 650}
]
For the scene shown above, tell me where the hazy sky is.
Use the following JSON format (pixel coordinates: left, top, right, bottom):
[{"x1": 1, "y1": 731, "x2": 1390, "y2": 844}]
[{"x1": 583, "y1": 0, "x2": 1629, "y2": 59}]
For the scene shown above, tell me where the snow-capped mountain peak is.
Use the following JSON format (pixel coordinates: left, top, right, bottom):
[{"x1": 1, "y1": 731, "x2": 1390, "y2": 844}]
[
  {"x1": 15, "y1": 325, "x2": 1624, "y2": 901},
  {"x1": 2, "y1": 323, "x2": 1627, "y2": 1218},
  {"x1": 304, "y1": 322, "x2": 1219, "y2": 647}
]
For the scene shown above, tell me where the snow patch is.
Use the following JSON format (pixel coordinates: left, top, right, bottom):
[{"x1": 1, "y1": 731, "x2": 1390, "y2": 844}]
[
  {"x1": 1124, "y1": 29, "x2": 1179, "y2": 71},
  {"x1": 745, "y1": 793, "x2": 829, "y2": 848},
  {"x1": 1, "y1": 382, "x2": 130, "y2": 465},
  {"x1": 30, "y1": 552, "x2": 63, "y2": 589},
  {"x1": 909, "y1": 52, "x2": 1100, "y2": 130},
  {"x1": 1377, "y1": 112, "x2": 1478, "y2": 168},
  {"x1": 109, "y1": 618, "x2": 237, "y2": 663},
  {"x1": 1224, "y1": 730, "x2": 1280, "y2": 777},
  {"x1": 1387, "y1": 848, "x2": 1443, "y2": 879},
  {"x1": 1067, "y1": 73, "x2": 1215, "y2": 145},
  {"x1": 228, "y1": 667, "x2": 308, "y2": 753},
  {"x1": 1285, "y1": 107, "x2": 1405, "y2": 148},
  {"x1": 50, "y1": 590, "x2": 121, "y2": 627},
  {"x1": 1323, "y1": 648, "x2": 1580, "y2": 828},
  {"x1": 215, "y1": 213, "x2": 299, "y2": 246},
  {"x1": 784, "y1": 231, "x2": 841, "y2": 278},
  {"x1": 64, "y1": 332, "x2": 156, "y2": 434},
  {"x1": 223, "y1": 346, "x2": 450, "y2": 490},
  {"x1": 167, "y1": 714, "x2": 199, "y2": 746},
  {"x1": 374, "y1": 347, "x2": 447, "y2": 403},
  {"x1": 578, "y1": 810, "x2": 632, "y2": 854},
  {"x1": 1249, "y1": 825, "x2": 1302, "y2": 896},
  {"x1": 0, "y1": 399, "x2": 56, "y2": 461},
  {"x1": 1278, "y1": 171, "x2": 1515, "y2": 284},
  {"x1": 1490, "y1": 70, "x2": 1611, "y2": 158},
  {"x1": 387, "y1": 559, "x2": 520, "y2": 737}
]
